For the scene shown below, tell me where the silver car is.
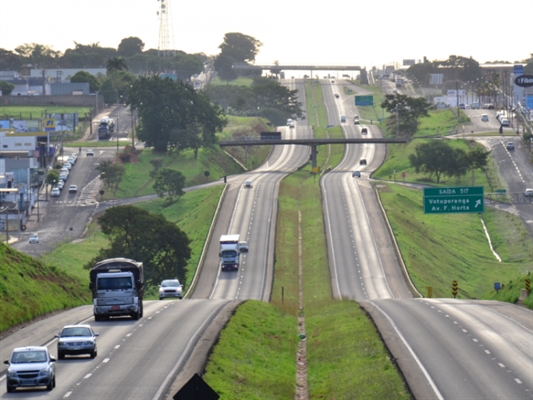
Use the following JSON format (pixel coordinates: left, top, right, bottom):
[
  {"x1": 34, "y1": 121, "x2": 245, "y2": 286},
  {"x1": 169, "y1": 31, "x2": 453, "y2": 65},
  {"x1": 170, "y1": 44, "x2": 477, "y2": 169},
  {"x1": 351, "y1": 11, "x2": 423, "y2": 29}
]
[
  {"x1": 56, "y1": 324, "x2": 99, "y2": 359},
  {"x1": 159, "y1": 279, "x2": 183, "y2": 300},
  {"x1": 4, "y1": 346, "x2": 56, "y2": 392}
]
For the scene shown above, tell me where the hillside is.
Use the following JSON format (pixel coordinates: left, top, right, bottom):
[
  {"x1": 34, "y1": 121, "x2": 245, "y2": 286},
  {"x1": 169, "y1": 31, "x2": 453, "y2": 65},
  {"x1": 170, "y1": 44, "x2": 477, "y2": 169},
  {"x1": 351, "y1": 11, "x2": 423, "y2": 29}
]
[{"x1": 0, "y1": 242, "x2": 91, "y2": 335}]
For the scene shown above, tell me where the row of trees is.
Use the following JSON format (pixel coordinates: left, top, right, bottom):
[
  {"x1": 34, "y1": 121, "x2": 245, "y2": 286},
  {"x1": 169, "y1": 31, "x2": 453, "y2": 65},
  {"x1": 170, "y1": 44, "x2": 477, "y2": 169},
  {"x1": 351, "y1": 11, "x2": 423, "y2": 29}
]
[
  {"x1": 205, "y1": 76, "x2": 304, "y2": 126},
  {"x1": 0, "y1": 37, "x2": 205, "y2": 78}
]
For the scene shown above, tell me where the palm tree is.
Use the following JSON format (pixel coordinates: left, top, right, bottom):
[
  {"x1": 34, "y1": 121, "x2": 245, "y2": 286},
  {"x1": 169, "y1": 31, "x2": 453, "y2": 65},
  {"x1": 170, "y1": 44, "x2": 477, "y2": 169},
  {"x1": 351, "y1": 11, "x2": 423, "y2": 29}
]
[{"x1": 106, "y1": 57, "x2": 128, "y2": 74}]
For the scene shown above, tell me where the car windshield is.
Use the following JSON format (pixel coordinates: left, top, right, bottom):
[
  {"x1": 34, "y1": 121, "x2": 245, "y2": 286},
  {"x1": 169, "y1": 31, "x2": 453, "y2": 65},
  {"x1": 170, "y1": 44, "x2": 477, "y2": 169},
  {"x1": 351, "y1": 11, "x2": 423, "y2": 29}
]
[
  {"x1": 162, "y1": 280, "x2": 180, "y2": 287},
  {"x1": 12, "y1": 351, "x2": 47, "y2": 363},
  {"x1": 61, "y1": 327, "x2": 92, "y2": 337}
]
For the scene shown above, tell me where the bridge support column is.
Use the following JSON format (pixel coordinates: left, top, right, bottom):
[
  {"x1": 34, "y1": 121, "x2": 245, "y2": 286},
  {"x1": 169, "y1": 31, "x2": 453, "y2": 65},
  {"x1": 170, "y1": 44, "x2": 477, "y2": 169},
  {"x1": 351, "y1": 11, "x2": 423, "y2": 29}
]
[{"x1": 310, "y1": 145, "x2": 317, "y2": 170}]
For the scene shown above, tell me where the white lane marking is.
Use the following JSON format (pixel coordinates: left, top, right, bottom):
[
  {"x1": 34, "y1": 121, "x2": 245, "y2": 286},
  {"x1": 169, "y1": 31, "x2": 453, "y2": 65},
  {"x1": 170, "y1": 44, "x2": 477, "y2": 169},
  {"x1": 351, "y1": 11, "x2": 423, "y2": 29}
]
[{"x1": 369, "y1": 301, "x2": 445, "y2": 400}]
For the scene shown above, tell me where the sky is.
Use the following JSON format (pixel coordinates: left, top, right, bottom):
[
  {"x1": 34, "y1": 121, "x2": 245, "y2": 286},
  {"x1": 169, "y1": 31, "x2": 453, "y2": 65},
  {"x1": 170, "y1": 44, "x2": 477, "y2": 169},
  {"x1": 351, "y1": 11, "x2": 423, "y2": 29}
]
[{"x1": 2, "y1": 0, "x2": 532, "y2": 70}]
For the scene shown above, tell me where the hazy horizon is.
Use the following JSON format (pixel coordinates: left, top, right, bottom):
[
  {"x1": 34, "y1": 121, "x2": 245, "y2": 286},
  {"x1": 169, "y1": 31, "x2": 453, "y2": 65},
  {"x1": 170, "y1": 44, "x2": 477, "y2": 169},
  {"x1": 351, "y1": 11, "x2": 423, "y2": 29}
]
[{"x1": 3, "y1": 0, "x2": 532, "y2": 70}]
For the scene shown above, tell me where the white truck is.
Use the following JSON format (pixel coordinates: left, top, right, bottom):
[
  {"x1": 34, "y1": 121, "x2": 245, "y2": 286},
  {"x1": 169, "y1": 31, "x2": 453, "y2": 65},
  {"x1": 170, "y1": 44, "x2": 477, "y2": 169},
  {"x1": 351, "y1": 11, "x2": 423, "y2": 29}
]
[{"x1": 219, "y1": 234, "x2": 240, "y2": 271}]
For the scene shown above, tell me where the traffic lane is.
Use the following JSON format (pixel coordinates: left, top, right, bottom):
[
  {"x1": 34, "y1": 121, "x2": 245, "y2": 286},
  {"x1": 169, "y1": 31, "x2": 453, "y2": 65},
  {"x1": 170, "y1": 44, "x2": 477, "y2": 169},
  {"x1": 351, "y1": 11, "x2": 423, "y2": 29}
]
[
  {"x1": 367, "y1": 298, "x2": 530, "y2": 399},
  {"x1": 490, "y1": 138, "x2": 530, "y2": 191},
  {"x1": 65, "y1": 299, "x2": 231, "y2": 400},
  {"x1": 435, "y1": 299, "x2": 533, "y2": 388}
]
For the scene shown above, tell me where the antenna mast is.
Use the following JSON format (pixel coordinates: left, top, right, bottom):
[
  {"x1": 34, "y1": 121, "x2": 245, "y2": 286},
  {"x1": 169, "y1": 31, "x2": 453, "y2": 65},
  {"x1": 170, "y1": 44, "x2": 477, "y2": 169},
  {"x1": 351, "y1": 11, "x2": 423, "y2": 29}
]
[{"x1": 157, "y1": 0, "x2": 175, "y2": 57}]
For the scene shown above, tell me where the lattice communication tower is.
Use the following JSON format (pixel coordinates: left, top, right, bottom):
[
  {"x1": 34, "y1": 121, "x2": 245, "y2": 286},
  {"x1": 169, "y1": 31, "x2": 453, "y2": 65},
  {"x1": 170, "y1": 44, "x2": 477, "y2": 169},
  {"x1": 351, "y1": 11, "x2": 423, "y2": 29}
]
[{"x1": 157, "y1": 0, "x2": 175, "y2": 57}]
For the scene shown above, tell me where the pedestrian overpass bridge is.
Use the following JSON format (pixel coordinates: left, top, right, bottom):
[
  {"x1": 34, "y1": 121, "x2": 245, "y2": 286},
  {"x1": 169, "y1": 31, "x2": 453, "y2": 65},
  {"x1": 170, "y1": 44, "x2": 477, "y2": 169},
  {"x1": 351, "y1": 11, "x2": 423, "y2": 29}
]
[{"x1": 232, "y1": 63, "x2": 362, "y2": 72}]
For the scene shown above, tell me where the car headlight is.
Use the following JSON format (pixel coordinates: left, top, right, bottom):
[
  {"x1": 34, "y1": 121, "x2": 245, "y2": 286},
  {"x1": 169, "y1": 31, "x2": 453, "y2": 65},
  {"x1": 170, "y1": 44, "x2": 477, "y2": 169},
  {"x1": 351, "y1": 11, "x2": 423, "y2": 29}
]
[
  {"x1": 159, "y1": 288, "x2": 164, "y2": 294},
  {"x1": 39, "y1": 366, "x2": 52, "y2": 376},
  {"x1": 7, "y1": 368, "x2": 17, "y2": 378}
]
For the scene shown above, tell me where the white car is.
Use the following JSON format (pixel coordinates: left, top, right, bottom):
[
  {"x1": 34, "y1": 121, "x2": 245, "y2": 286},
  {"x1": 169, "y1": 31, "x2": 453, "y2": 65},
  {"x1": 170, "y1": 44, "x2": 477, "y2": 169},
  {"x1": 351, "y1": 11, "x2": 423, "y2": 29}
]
[
  {"x1": 159, "y1": 279, "x2": 183, "y2": 300},
  {"x1": 59, "y1": 174, "x2": 68, "y2": 182},
  {"x1": 243, "y1": 180, "x2": 253, "y2": 189},
  {"x1": 68, "y1": 185, "x2": 77, "y2": 193},
  {"x1": 29, "y1": 234, "x2": 39, "y2": 244},
  {"x1": 63, "y1": 162, "x2": 72, "y2": 171},
  {"x1": 56, "y1": 180, "x2": 65, "y2": 190},
  {"x1": 86, "y1": 149, "x2": 94, "y2": 156},
  {"x1": 51, "y1": 187, "x2": 60, "y2": 197},
  {"x1": 525, "y1": 189, "x2": 533, "y2": 197},
  {"x1": 481, "y1": 114, "x2": 489, "y2": 122},
  {"x1": 500, "y1": 118, "x2": 510, "y2": 127}
]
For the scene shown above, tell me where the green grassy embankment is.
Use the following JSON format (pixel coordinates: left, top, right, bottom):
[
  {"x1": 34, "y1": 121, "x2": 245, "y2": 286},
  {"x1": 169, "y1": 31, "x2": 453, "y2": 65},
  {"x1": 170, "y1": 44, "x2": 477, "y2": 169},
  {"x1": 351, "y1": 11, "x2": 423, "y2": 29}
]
[{"x1": 0, "y1": 243, "x2": 91, "y2": 334}]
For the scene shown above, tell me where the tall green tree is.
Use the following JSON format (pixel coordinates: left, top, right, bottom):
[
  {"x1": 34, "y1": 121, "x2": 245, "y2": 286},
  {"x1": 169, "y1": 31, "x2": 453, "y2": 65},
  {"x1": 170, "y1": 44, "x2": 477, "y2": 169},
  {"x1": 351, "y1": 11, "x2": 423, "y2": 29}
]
[
  {"x1": 218, "y1": 33, "x2": 262, "y2": 64},
  {"x1": 153, "y1": 168, "x2": 186, "y2": 202},
  {"x1": 106, "y1": 56, "x2": 128, "y2": 74},
  {"x1": 85, "y1": 205, "x2": 191, "y2": 286},
  {"x1": 381, "y1": 93, "x2": 432, "y2": 137},
  {"x1": 99, "y1": 78, "x2": 118, "y2": 104},
  {"x1": 467, "y1": 145, "x2": 491, "y2": 185},
  {"x1": 96, "y1": 160, "x2": 124, "y2": 195},
  {"x1": 70, "y1": 71, "x2": 100, "y2": 92},
  {"x1": 14, "y1": 43, "x2": 61, "y2": 69},
  {"x1": 0, "y1": 80, "x2": 15, "y2": 95},
  {"x1": 117, "y1": 37, "x2": 145, "y2": 57},
  {"x1": 408, "y1": 140, "x2": 468, "y2": 183},
  {"x1": 127, "y1": 76, "x2": 226, "y2": 152}
]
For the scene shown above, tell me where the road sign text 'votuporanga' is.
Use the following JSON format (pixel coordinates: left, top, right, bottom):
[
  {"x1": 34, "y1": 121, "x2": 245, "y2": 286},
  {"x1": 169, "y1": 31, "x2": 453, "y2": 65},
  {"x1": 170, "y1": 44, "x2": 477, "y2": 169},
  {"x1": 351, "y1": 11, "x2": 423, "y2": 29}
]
[{"x1": 423, "y1": 186, "x2": 484, "y2": 214}]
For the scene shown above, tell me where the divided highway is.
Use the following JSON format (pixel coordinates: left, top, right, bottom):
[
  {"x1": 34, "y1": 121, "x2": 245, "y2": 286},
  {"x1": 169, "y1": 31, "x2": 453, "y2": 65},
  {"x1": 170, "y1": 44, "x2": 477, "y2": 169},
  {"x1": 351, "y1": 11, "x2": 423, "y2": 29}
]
[{"x1": 320, "y1": 78, "x2": 533, "y2": 399}]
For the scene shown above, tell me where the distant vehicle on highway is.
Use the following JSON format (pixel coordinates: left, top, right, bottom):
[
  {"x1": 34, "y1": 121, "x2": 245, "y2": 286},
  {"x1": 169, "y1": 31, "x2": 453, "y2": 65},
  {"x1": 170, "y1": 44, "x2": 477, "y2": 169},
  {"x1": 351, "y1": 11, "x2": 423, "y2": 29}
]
[
  {"x1": 334, "y1": 93, "x2": 339, "y2": 98},
  {"x1": 243, "y1": 180, "x2": 253, "y2": 189},
  {"x1": 68, "y1": 185, "x2": 78, "y2": 193},
  {"x1": 361, "y1": 128, "x2": 368, "y2": 135},
  {"x1": 481, "y1": 114, "x2": 489, "y2": 122},
  {"x1": 483, "y1": 103, "x2": 495, "y2": 109},
  {"x1": 158, "y1": 279, "x2": 183, "y2": 300},
  {"x1": 360, "y1": 159, "x2": 367, "y2": 165},
  {"x1": 86, "y1": 149, "x2": 94, "y2": 156},
  {"x1": 51, "y1": 187, "x2": 60, "y2": 197},
  {"x1": 500, "y1": 118, "x2": 510, "y2": 127},
  {"x1": 525, "y1": 188, "x2": 533, "y2": 197},
  {"x1": 29, "y1": 234, "x2": 39, "y2": 244},
  {"x1": 352, "y1": 171, "x2": 361, "y2": 178},
  {"x1": 506, "y1": 142, "x2": 515, "y2": 151},
  {"x1": 340, "y1": 115, "x2": 347, "y2": 123}
]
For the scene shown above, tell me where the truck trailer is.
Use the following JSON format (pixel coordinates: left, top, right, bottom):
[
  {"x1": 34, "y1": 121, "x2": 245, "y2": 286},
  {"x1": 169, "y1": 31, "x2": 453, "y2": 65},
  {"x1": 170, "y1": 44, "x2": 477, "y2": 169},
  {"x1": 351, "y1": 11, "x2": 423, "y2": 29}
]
[
  {"x1": 219, "y1": 234, "x2": 240, "y2": 271},
  {"x1": 97, "y1": 116, "x2": 115, "y2": 140},
  {"x1": 89, "y1": 258, "x2": 144, "y2": 320}
]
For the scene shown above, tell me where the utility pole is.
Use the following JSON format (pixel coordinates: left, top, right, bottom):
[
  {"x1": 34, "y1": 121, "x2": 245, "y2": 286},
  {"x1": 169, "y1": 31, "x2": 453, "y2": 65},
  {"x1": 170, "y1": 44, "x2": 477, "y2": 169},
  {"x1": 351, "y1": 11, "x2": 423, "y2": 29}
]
[
  {"x1": 395, "y1": 104, "x2": 399, "y2": 136},
  {"x1": 116, "y1": 116, "x2": 120, "y2": 155}
]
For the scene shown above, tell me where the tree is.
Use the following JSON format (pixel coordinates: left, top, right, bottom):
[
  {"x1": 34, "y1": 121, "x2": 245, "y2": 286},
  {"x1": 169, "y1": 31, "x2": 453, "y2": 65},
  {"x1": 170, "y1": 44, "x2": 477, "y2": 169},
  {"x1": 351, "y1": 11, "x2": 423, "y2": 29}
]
[
  {"x1": 96, "y1": 160, "x2": 124, "y2": 195},
  {"x1": 106, "y1": 69, "x2": 136, "y2": 100},
  {"x1": 106, "y1": 57, "x2": 128, "y2": 74},
  {"x1": 85, "y1": 205, "x2": 191, "y2": 286},
  {"x1": 99, "y1": 78, "x2": 118, "y2": 104},
  {"x1": 118, "y1": 37, "x2": 145, "y2": 58},
  {"x1": 252, "y1": 77, "x2": 304, "y2": 120},
  {"x1": 127, "y1": 76, "x2": 226, "y2": 152},
  {"x1": 46, "y1": 170, "x2": 59, "y2": 186},
  {"x1": 153, "y1": 168, "x2": 186, "y2": 202},
  {"x1": 467, "y1": 145, "x2": 491, "y2": 185},
  {"x1": 219, "y1": 33, "x2": 262, "y2": 64},
  {"x1": 14, "y1": 43, "x2": 60, "y2": 69},
  {"x1": 381, "y1": 93, "x2": 432, "y2": 137},
  {"x1": 70, "y1": 70, "x2": 100, "y2": 92},
  {"x1": 0, "y1": 48, "x2": 22, "y2": 71},
  {"x1": 214, "y1": 53, "x2": 238, "y2": 82},
  {"x1": 0, "y1": 80, "x2": 15, "y2": 95},
  {"x1": 408, "y1": 141, "x2": 468, "y2": 183}
]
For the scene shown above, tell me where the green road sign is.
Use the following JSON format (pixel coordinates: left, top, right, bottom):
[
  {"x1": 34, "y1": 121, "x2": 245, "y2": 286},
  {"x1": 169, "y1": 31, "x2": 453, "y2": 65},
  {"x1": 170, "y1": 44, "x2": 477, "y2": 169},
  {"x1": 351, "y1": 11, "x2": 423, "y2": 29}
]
[
  {"x1": 355, "y1": 95, "x2": 373, "y2": 106},
  {"x1": 424, "y1": 186, "x2": 484, "y2": 214}
]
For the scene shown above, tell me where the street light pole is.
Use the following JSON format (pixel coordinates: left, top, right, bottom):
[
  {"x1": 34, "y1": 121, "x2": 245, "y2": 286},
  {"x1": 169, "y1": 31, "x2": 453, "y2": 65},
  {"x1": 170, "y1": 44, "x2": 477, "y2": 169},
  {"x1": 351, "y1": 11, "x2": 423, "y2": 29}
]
[{"x1": 116, "y1": 116, "x2": 120, "y2": 155}]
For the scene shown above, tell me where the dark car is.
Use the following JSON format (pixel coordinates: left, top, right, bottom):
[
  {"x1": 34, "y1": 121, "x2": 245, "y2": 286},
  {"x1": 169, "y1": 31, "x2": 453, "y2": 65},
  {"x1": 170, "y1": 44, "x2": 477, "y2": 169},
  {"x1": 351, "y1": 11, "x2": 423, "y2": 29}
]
[
  {"x1": 4, "y1": 346, "x2": 56, "y2": 392},
  {"x1": 360, "y1": 159, "x2": 367, "y2": 165},
  {"x1": 361, "y1": 128, "x2": 368, "y2": 134},
  {"x1": 56, "y1": 324, "x2": 99, "y2": 359},
  {"x1": 506, "y1": 142, "x2": 515, "y2": 151},
  {"x1": 334, "y1": 93, "x2": 340, "y2": 98},
  {"x1": 352, "y1": 171, "x2": 361, "y2": 178}
]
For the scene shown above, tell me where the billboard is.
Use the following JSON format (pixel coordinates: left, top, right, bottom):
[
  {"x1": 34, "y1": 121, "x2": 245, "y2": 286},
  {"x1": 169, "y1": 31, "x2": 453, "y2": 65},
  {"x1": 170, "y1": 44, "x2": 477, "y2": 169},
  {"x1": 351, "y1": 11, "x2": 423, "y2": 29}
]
[{"x1": 403, "y1": 59, "x2": 416, "y2": 66}]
